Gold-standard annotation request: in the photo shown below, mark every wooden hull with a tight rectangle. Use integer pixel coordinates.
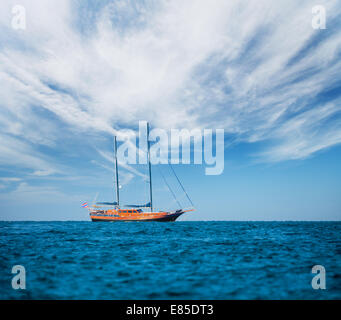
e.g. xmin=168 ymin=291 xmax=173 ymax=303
xmin=90 ymin=211 xmax=184 ymax=222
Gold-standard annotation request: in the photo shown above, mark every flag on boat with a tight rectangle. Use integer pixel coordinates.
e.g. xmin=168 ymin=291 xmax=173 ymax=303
xmin=81 ymin=202 xmax=88 ymax=208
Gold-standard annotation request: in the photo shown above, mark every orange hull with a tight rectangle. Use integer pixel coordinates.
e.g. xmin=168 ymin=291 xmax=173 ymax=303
xmin=90 ymin=209 xmax=191 ymax=222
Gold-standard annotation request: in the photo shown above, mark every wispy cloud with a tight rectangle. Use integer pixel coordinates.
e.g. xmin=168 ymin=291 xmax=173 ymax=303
xmin=0 ymin=177 xmax=22 ymax=182
xmin=0 ymin=133 xmax=59 ymax=174
xmin=96 ymin=149 xmax=148 ymax=180
xmin=0 ymin=0 xmax=340 ymax=178
xmin=0 ymin=181 xmax=82 ymax=204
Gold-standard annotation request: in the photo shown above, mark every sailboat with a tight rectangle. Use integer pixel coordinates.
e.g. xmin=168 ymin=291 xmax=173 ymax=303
xmin=89 ymin=123 xmax=194 ymax=222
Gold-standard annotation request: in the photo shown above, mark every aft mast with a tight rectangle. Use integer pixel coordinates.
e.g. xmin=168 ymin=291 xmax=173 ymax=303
xmin=114 ymin=136 xmax=120 ymax=208
xmin=147 ymin=122 xmax=153 ymax=212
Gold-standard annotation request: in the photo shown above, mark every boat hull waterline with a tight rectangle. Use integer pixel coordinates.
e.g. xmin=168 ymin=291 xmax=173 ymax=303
xmin=90 ymin=210 xmax=189 ymax=222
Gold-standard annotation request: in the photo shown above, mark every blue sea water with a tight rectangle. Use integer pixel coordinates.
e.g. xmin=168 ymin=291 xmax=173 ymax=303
xmin=0 ymin=221 xmax=340 ymax=300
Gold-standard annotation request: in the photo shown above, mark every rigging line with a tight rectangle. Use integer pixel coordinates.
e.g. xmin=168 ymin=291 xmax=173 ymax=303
xmin=168 ymin=163 xmax=195 ymax=207
xmin=158 ymin=166 xmax=182 ymax=209
xmin=144 ymin=163 xmax=149 ymax=209
xmin=91 ymin=192 xmax=99 ymax=206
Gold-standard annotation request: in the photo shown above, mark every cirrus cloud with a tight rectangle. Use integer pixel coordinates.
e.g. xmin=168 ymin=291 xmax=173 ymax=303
xmin=0 ymin=0 xmax=340 ymax=177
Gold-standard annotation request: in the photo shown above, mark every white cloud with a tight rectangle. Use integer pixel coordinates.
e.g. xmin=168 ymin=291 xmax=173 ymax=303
xmin=0 ymin=0 xmax=341 ymax=171
xmin=0 ymin=177 xmax=22 ymax=182
xmin=32 ymin=170 xmax=56 ymax=177
xmin=258 ymin=101 xmax=341 ymax=161
xmin=0 ymin=181 xmax=81 ymax=204
xmin=0 ymin=133 xmax=58 ymax=174
xmin=95 ymin=148 xmax=148 ymax=180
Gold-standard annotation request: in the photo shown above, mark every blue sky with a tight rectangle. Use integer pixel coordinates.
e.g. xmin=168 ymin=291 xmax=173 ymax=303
xmin=0 ymin=0 xmax=340 ymax=220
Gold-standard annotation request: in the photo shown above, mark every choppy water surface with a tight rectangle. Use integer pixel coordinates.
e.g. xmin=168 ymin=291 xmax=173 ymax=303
xmin=0 ymin=221 xmax=340 ymax=299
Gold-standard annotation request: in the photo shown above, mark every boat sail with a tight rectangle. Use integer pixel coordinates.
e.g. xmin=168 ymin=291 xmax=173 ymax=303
xmin=89 ymin=123 xmax=194 ymax=222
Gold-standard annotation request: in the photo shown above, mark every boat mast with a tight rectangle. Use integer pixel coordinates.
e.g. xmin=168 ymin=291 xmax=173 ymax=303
xmin=114 ymin=136 xmax=120 ymax=208
xmin=147 ymin=122 xmax=153 ymax=212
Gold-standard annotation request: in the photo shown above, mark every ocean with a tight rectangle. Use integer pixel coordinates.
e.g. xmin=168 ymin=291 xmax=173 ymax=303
xmin=0 ymin=221 xmax=340 ymax=300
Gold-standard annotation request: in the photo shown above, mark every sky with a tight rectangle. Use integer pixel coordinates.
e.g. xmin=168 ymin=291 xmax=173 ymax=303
xmin=0 ymin=0 xmax=340 ymax=220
